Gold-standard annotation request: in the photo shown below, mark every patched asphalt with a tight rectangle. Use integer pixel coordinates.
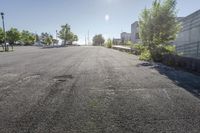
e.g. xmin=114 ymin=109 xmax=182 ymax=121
xmin=0 ymin=46 xmax=200 ymax=133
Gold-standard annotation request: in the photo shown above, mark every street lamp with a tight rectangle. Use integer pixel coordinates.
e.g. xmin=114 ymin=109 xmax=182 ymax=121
xmin=1 ymin=12 xmax=7 ymax=51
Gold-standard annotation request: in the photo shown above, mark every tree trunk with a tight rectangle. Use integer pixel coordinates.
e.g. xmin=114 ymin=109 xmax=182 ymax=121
xmin=12 ymin=42 xmax=14 ymax=51
xmin=64 ymin=39 xmax=67 ymax=46
xmin=1 ymin=44 xmax=4 ymax=51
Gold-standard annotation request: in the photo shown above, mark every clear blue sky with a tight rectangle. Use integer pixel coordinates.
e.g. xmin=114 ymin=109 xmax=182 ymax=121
xmin=1 ymin=0 xmax=200 ymax=44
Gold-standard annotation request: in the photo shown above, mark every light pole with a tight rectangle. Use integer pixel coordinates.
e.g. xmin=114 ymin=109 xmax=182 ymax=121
xmin=1 ymin=12 xmax=7 ymax=51
xmin=88 ymin=30 xmax=89 ymax=45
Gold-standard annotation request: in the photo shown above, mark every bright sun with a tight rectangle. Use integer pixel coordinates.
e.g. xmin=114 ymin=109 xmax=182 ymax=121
xmin=105 ymin=14 xmax=110 ymax=21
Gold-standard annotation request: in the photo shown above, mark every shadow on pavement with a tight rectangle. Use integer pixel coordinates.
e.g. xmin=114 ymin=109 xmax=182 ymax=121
xmin=136 ymin=62 xmax=200 ymax=99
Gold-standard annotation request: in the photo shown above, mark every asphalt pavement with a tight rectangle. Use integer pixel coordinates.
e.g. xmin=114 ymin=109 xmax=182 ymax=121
xmin=0 ymin=46 xmax=200 ymax=133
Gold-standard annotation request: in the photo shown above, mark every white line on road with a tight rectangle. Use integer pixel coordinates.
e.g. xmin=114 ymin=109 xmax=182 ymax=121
xmin=163 ymin=89 xmax=171 ymax=100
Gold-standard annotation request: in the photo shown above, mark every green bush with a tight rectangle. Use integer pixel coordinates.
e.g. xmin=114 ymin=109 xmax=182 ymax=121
xmin=163 ymin=45 xmax=176 ymax=54
xmin=107 ymin=42 xmax=112 ymax=48
xmin=150 ymin=46 xmax=163 ymax=62
xmin=150 ymin=45 xmax=176 ymax=62
xmin=125 ymin=41 xmax=133 ymax=46
xmin=134 ymin=43 xmax=176 ymax=62
xmin=106 ymin=39 xmax=112 ymax=48
xmin=133 ymin=44 xmax=146 ymax=55
xmin=139 ymin=49 xmax=152 ymax=61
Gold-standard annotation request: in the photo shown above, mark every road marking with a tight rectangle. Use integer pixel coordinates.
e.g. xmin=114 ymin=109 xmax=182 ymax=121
xmin=17 ymin=74 xmax=41 ymax=84
xmin=163 ymin=89 xmax=171 ymax=100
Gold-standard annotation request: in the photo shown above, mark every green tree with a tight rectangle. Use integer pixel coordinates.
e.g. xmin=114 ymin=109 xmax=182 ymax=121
xmin=40 ymin=32 xmax=48 ymax=43
xmin=67 ymin=32 xmax=75 ymax=45
xmin=0 ymin=28 xmax=5 ymax=50
xmin=40 ymin=33 xmax=53 ymax=45
xmin=106 ymin=38 xmax=113 ymax=48
xmin=125 ymin=41 xmax=133 ymax=46
xmin=139 ymin=8 xmax=152 ymax=47
xmin=139 ymin=0 xmax=180 ymax=61
xmin=6 ymin=28 xmax=21 ymax=49
xmin=73 ymin=35 xmax=78 ymax=42
xmin=44 ymin=35 xmax=53 ymax=45
xmin=35 ymin=34 xmax=40 ymax=42
xmin=58 ymin=24 xmax=70 ymax=43
xmin=20 ymin=30 xmax=35 ymax=45
xmin=58 ymin=24 xmax=77 ymax=45
xmin=92 ymin=34 xmax=105 ymax=46
xmin=53 ymin=39 xmax=59 ymax=45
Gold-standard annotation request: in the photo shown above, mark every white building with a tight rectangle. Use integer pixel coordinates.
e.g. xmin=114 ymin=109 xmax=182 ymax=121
xmin=113 ymin=38 xmax=121 ymax=45
xmin=131 ymin=21 xmax=140 ymax=43
xmin=121 ymin=32 xmax=131 ymax=43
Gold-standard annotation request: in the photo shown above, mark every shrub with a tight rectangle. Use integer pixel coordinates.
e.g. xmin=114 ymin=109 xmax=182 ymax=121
xmin=163 ymin=55 xmax=175 ymax=66
xmin=133 ymin=44 xmax=146 ymax=55
xmin=134 ymin=43 xmax=176 ymax=62
xmin=139 ymin=49 xmax=152 ymax=61
xmin=125 ymin=41 xmax=133 ymax=46
xmin=150 ymin=46 xmax=164 ymax=62
xmin=106 ymin=39 xmax=112 ymax=48
xmin=163 ymin=45 xmax=176 ymax=54
xmin=150 ymin=45 xmax=176 ymax=62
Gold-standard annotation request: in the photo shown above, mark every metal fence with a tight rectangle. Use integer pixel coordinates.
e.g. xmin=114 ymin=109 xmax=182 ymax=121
xmin=176 ymin=41 xmax=200 ymax=59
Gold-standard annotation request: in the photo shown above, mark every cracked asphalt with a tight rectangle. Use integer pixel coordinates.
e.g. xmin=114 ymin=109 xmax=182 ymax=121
xmin=0 ymin=46 xmax=200 ymax=133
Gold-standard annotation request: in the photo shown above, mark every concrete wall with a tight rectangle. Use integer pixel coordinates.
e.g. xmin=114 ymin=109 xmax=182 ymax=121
xmin=162 ymin=54 xmax=200 ymax=73
xmin=174 ymin=10 xmax=200 ymax=58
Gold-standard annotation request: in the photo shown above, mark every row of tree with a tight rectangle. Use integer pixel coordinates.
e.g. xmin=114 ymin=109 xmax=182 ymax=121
xmin=38 ymin=24 xmax=79 ymax=46
xmin=0 ymin=28 xmax=36 ymax=50
xmin=0 ymin=27 xmax=57 ymax=49
xmin=0 ymin=23 xmax=78 ymax=51
xmin=92 ymin=34 xmax=114 ymax=49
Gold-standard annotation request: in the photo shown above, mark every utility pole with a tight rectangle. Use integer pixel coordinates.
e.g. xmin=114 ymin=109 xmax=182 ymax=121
xmin=85 ymin=35 xmax=87 ymax=46
xmin=1 ymin=12 xmax=7 ymax=51
xmin=56 ymin=30 xmax=58 ymax=40
xmin=88 ymin=30 xmax=90 ymax=45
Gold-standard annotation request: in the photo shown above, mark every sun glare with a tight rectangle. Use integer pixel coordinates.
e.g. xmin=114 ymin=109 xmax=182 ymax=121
xmin=105 ymin=14 xmax=110 ymax=21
